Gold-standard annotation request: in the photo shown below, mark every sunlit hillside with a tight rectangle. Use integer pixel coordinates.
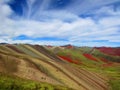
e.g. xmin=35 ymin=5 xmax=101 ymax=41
xmin=0 ymin=44 xmax=120 ymax=90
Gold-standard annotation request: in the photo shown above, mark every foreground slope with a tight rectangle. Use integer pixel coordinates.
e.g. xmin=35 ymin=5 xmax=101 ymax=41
xmin=0 ymin=44 xmax=111 ymax=90
xmin=47 ymin=45 xmax=120 ymax=90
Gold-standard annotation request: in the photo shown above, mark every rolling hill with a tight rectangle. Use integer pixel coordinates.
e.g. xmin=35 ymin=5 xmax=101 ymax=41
xmin=0 ymin=44 xmax=120 ymax=90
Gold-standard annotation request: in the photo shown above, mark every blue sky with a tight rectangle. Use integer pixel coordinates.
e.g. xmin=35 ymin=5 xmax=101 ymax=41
xmin=0 ymin=0 xmax=120 ymax=46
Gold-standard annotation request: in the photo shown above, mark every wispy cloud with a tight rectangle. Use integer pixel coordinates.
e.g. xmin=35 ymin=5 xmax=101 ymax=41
xmin=0 ymin=0 xmax=120 ymax=46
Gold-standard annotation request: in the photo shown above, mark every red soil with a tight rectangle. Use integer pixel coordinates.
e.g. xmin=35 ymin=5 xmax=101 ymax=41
xmin=58 ymin=55 xmax=80 ymax=64
xmin=46 ymin=45 xmax=53 ymax=48
xmin=100 ymin=58 xmax=109 ymax=63
xmin=67 ymin=45 xmax=73 ymax=49
xmin=83 ymin=54 xmax=98 ymax=62
xmin=61 ymin=44 xmax=73 ymax=49
xmin=102 ymin=62 xmax=113 ymax=67
xmin=95 ymin=47 xmax=120 ymax=56
xmin=100 ymin=58 xmax=114 ymax=67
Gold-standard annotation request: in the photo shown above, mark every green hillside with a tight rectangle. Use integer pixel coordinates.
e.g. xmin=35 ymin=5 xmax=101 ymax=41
xmin=0 ymin=44 xmax=119 ymax=90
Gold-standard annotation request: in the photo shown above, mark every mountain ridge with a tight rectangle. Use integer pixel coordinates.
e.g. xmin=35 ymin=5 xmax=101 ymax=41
xmin=0 ymin=44 xmax=120 ymax=90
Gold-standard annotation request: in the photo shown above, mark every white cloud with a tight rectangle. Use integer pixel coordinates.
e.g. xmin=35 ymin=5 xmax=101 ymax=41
xmin=0 ymin=0 xmax=120 ymax=46
xmin=21 ymin=0 xmax=120 ymax=20
xmin=0 ymin=1 xmax=13 ymax=20
xmin=95 ymin=6 xmax=120 ymax=16
xmin=1 ymin=15 xmax=119 ymax=43
xmin=99 ymin=16 xmax=120 ymax=27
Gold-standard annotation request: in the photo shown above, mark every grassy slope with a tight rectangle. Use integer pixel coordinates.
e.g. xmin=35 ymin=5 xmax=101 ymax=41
xmin=56 ymin=48 xmax=103 ymax=68
xmin=0 ymin=45 xmax=82 ymax=90
xmin=19 ymin=45 xmax=89 ymax=90
xmin=49 ymin=47 xmax=120 ymax=90
xmin=79 ymin=47 xmax=120 ymax=63
xmin=0 ymin=73 xmax=73 ymax=90
xmin=0 ymin=44 xmax=117 ymax=90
